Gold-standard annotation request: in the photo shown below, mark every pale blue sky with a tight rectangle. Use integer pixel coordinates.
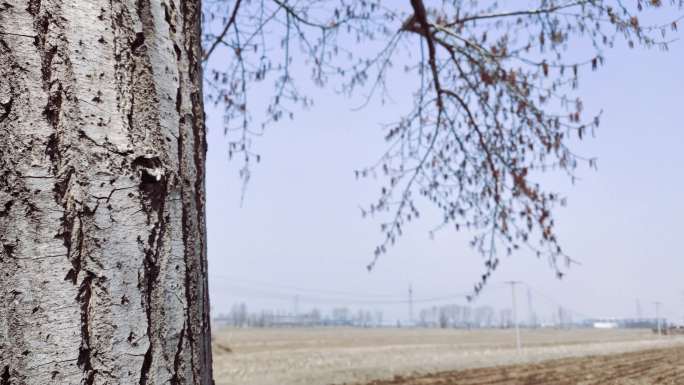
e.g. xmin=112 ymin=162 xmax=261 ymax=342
xmin=204 ymin=14 xmax=684 ymax=323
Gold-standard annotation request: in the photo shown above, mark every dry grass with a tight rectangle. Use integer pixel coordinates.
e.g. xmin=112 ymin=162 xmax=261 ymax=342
xmin=212 ymin=327 xmax=684 ymax=385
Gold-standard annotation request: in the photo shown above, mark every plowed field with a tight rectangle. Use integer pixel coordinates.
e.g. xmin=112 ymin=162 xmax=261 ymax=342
xmin=361 ymin=346 xmax=684 ymax=385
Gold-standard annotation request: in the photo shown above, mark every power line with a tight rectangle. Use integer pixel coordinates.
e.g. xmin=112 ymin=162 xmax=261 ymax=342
xmin=214 ymin=280 xmax=468 ymax=305
xmin=504 ymin=281 xmax=522 ymax=354
xmin=215 ymin=274 xmax=655 ymax=325
xmin=522 ymin=283 xmax=595 ymax=321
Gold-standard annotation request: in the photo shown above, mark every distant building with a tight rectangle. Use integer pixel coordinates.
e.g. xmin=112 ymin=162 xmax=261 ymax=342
xmin=583 ymin=318 xmax=667 ymax=329
xmin=593 ymin=321 xmax=619 ymax=329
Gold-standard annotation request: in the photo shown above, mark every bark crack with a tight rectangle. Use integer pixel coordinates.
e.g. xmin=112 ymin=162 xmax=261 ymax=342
xmin=134 ymin=155 xmax=168 ymax=385
xmin=169 ymin=323 xmax=185 ymax=385
xmin=179 ymin=1 xmax=212 ymax=383
xmin=0 ymin=96 xmax=12 ymax=124
xmin=0 ymin=201 xmax=12 ymax=218
xmin=138 ymin=347 xmax=152 ymax=385
xmin=0 ymin=365 xmax=9 ymax=385
xmin=77 ymin=129 xmax=133 ymax=157
xmin=177 ymin=112 xmax=197 ymax=385
xmin=76 ymin=272 xmax=96 ymax=385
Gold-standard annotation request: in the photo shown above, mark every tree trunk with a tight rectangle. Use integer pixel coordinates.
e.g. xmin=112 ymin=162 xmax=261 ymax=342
xmin=0 ymin=0 xmax=213 ymax=384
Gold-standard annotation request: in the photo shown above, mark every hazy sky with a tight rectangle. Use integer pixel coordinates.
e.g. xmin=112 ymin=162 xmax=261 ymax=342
xmin=204 ymin=15 xmax=683 ymax=324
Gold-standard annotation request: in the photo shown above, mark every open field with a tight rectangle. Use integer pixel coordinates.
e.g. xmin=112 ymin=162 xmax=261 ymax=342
xmin=211 ymin=327 xmax=684 ymax=385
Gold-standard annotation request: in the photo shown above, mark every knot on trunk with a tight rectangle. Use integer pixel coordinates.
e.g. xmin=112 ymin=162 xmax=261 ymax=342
xmin=132 ymin=155 xmax=167 ymax=212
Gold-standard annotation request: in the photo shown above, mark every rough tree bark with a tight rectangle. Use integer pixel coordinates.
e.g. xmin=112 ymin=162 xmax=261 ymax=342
xmin=0 ymin=0 xmax=213 ymax=384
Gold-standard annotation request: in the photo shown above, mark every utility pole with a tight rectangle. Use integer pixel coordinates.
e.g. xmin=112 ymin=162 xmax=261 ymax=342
xmin=294 ymin=295 xmax=300 ymax=319
xmin=408 ymin=283 xmax=414 ymax=326
xmin=681 ymin=291 xmax=684 ymax=326
xmin=527 ymin=288 xmax=536 ymax=329
xmin=505 ymin=281 xmax=522 ymax=353
xmin=636 ymin=298 xmax=642 ymax=319
xmin=680 ymin=291 xmax=684 ymax=326
xmin=654 ymin=301 xmax=662 ymax=336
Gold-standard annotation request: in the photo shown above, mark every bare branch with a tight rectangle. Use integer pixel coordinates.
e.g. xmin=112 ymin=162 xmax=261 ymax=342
xmin=203 ymin=0 xmax=243 ymax=61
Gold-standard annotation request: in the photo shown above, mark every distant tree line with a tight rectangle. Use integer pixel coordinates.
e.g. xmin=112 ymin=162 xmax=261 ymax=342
xmin=215 ymin=303 xmax=385 ymax=328
xmin=215 ymin=302 xmax=586 ymax=329
xmin=215 ymin=301 xmax=680 ymax=330
xmin=418 ymin=304 xmax=577 ymax=329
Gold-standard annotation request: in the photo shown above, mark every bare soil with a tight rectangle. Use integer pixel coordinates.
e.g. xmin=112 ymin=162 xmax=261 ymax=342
xmin=360 ymin=345 xmax=684 ymax=385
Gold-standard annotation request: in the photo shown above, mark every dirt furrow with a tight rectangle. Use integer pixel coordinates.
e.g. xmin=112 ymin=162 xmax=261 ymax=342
xmin=358 ymin=345 xmax=684 ymax=385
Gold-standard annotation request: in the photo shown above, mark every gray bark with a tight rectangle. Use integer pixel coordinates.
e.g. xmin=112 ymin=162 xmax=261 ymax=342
xmin=0 ymin=0 xmax=213 ymax=384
